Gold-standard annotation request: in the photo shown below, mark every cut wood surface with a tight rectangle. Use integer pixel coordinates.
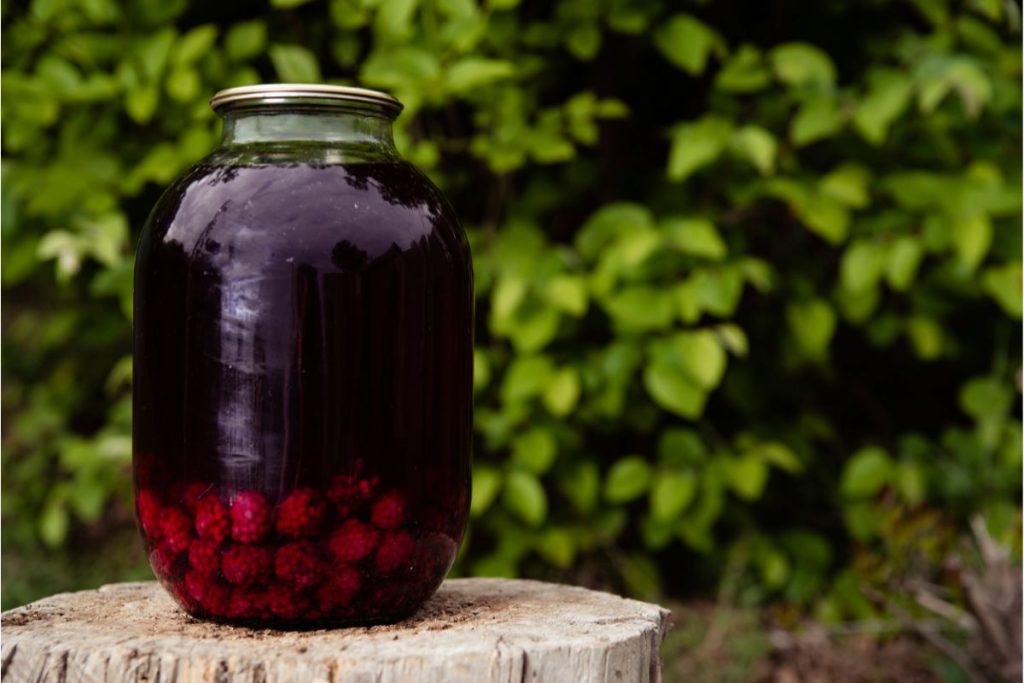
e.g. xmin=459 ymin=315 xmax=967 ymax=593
xmin=1 ymin=578 xmax=669 ymax=683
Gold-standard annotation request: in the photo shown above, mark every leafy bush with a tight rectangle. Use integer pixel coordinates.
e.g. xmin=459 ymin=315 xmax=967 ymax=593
xmin=2 ymin=0 xmax=1020 ymax=616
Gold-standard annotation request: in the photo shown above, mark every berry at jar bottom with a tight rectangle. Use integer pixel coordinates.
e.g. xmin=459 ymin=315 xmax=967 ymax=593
xmin=136 ymin=482 xmax=458 ymax=624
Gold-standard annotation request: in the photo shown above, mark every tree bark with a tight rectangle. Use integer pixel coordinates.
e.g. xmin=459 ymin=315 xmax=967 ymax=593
xmin=2 ymin=578 xmax=669 ymax=683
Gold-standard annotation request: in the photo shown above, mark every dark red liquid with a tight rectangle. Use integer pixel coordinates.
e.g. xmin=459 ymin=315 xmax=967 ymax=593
xmin=133 ymin=160 xmax=473 ymax=626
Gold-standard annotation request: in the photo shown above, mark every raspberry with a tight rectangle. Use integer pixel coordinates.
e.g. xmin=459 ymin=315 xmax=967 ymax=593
xmin=268 ymin=586 xmax=311 ymax=621
xmin=230 ymin=491 xmax=270 ymax=544
xmin=137 ymin=490 xmax=163 ymax=540
xmin=184 ymin=571 xmax=229 ymax=615
xmin=188 ymin=540 xmax=220 ymax=577
xmin=274 ymin=542 xmax=325 ymax=590
xmin=221 ymin=545 xmax=272 ymax=586
xmin=317 ymin=566 xmax=362 ymax=611
xmin=328 ymin=519 xmax=379 ymax=562
xmin=149 ymin=541 xmax=182 ymax=578
xmin=160 ymin=506 xmax=194 ymax=553
xmin=275 ymin=488 xmax=327 ymax=539
xmin=370 ymin=491 xmax=406 ymax=529
xmin=228 ymin=588 xmax=271 ymax=619
xmin=327 ymin=473 xmax=378 ymax=516
xmin=375 ymin=531 xmax=415 ymax=573
xmin=194 ymin=495 xmax=229 ymax=545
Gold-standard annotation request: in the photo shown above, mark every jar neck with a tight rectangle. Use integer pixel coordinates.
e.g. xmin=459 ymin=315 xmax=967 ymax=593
xmin=220 ymin=107 xmax=398 ymax=154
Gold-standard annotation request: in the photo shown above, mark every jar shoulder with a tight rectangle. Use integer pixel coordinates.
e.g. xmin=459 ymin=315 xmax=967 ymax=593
xmin=138 ymin=152 xmax=467 ymax=272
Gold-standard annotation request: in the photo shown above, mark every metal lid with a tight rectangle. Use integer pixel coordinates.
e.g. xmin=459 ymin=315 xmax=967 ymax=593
xmin=209 ymin=84 xmax=403 ymax=116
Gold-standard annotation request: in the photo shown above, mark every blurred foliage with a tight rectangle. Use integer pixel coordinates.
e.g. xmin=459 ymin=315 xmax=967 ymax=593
xmin=2 ymin=0 xmax=1021 ymax=625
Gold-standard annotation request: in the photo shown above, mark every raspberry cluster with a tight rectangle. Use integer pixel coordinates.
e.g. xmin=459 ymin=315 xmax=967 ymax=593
xmin=136 ymin=476 xmax=454 ymax=625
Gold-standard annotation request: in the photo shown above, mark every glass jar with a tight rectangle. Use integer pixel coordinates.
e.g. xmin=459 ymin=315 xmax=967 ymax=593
xmin=133 ymin=85 xmax=473 ymax=626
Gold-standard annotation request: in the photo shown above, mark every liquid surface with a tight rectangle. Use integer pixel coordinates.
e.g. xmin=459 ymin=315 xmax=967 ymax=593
xmin=133 ymin=159 xmax=473 ymax=624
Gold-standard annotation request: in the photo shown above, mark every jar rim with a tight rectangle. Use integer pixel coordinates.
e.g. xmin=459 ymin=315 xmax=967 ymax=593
xmin=209 ymin=84 xmax=403 ymax=116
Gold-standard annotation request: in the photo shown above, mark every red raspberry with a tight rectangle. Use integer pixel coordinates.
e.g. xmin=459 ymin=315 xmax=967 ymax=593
xmin=327 ymin=473 xmax=378 ymax=516
xmin=317 ymin=566 xmax=362 ymax=611
xmin=274 ymin=542 xmax=325 ymax=590
xmin=184 ymin=571 xmax=229 ymax=615
xmin=188 ymin=540 xmax=220 ymax=577
xmin=221 ymin=545 xmax=273 ymax=586
xmin=136 ymin=490 xmax=163 ymax=540
xmin=371 ymin=491 xmax=406 ymax=529
xmin=160 ymin=506 xmax=194 ymax=553
xmin=228 ymin=588 xmax=271 ymax=619
xmin=268 ymin=586 xmax=311 ymax=620
xmin=149 ymin=541 xmax=182 ymax=578
xmin=194 ymin=495 xmax=230 ymax=545
xmin=175 ymin=481 xmax=214 ymax=514
xmin=230 ymin=491 xmax=270 ymax=543
xmin=275 ymin=488 xmax=327 ymax=539
xmin=327 ymin=519 xmax=379 ymax=562
xmin=375 ymin=531 xmax=415 ymax=573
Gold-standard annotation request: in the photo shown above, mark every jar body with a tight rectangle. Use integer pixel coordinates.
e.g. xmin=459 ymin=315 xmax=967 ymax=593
xmin=133 ymin=137 xmax=473 ymax=625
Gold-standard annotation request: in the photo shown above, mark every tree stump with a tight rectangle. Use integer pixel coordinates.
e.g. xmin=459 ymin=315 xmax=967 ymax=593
xmin=1 ymin=578 xmax=669 ymax=682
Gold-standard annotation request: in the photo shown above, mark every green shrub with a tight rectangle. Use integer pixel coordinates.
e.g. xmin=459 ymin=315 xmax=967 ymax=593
xmin=2 ymin=0 xmax=1020 ymax=614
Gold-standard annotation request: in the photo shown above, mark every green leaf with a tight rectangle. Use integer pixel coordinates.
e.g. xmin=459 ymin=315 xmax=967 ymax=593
xmin=225 ymin=21 xmax=267 ymax=61
xmin=770 ymin=42 xmax=837 ymax=88
xmin=473 ymin=349 xmax=490 ymax=392
xmin=503 ymin=470 xmax=547 ymax=526
xmin=653 ymin=14 xmax=724 ymax=75
xmin=715 ymin=45 xmax=771 ymax=92
xmin=667 ymin=116 xmax=733 ymax=182
xmin=361 ymin=46 xmax=441 ymax=90
xmin=713 ymin=323 xmax=749 ymax=357
xmin=39 ymin=494 xmax=69 ymax=548
xmin=269 ymin=44 xmax=321 ymax=82
xmin=787 ymin=299 xmax=836 ymax=360
xmin=658 ymin=429 xmax=707 ymax=466
xmin=791 ymin=93 xmax=843 ymax=145
xmin=543 ymin=367 xmax=581 ymax=416
xmin=654 ymin=330 xmax=728 ymax=390
xmin=512 ymin=427 xmax=558 ymax=474
xmin=544 ymin=274 xmax=588 ymax=316
xmin=959 ymin=376 xmax=1012 ymax=421
xmin=886 ymin=237 xmax=924 ymax=291
xmin=981 ymin=263 xmax=1022 ymax=318
xmin=730 ymin=126 xmax=777 ymax=175
xmin=839 ymin=240 xmax=887 ymax=294
xmin=748 ymin=440 xmax=803 ymax=473
xmin=567 ymin=24 xmax=602 ymax=60
xmin=576 ymin=203 xmax=654 ymax=260
xmin=604 ymin=286 xmax=674 ymax=331
xmin=165 ymin=66 xmax=199 ymax=101
xmin=906 ymin=315 xmax=943 ymax=360
xmin=172 ymin=24 xmax=217 ymax=65
xmin=501 ymin=355 xmax=554 ymax=403
xmin=560 ymin=461 xmax=599 ymax=514
xmin=840 ymin=446 xmax=893 ymax=497
xmin=643 ymin=363 xmax=707 ymax=419
xmin=662 ymin=217 xmax=727 ymax=260
xmin=605 ymin=456 xmax=652 ymax=503
xmin=722 ymin=454 xmax=768 ymax=500
xmin=691 ymin=265 xmax=745 ymax=316
xmin=375 ymin=0 xmax=419 ymax=41
xmin=819 ymin=164 xmax=871 ymax=209
xmin=951 ymin=213 xmax=992 ymax=270
xmin=536 ymin=528 xmax=576 ymax=568
xmin=853 ymin=70 xmax=912 ymax=145
xmin=445 ymin=58 xmax=516 ymax=93
xmin=272 ymin=0 xmax=315 ymax=7
xmin=650 ymin=470 xmax=697 ymax=521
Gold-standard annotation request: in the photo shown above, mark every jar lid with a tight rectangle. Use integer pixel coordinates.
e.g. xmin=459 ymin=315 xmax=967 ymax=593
xmin=209 ymin=84 xmax=403 ymax=116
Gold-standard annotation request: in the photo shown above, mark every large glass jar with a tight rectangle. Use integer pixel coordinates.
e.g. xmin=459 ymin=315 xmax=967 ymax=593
xmin=133 ymin=85 xmax=473 ymax=626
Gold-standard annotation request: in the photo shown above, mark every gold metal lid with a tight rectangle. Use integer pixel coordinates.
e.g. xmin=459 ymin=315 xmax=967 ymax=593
xmin=209 ymin=84 xmax=403 ymax=115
